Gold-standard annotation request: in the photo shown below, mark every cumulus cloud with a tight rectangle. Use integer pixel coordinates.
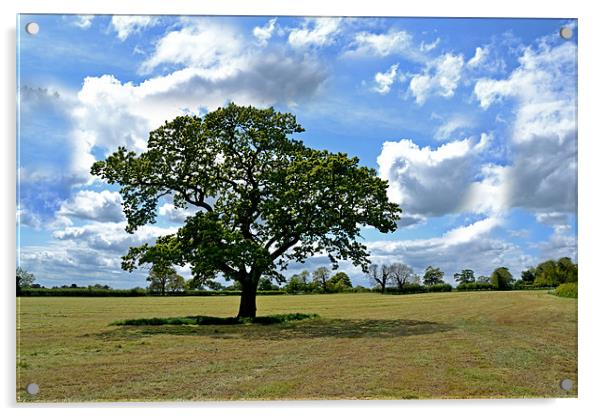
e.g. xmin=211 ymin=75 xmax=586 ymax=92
xmin=70 ymin=20 xmax=327 ymax=182
xmin=373 ymin=64 xmax=399 ymax=94
xmin=158 ymin=202 xmax=199 ymax=223
xmin=343 ymin=29 xmax=421 ymax=61
xmin=57 ymin=190 xmax=124 ymax=223
xmin=111 ymin=16 xmax=159 ymax=41
xmin=467 ymin=46 xmax=488 ymax=68
xmin=288 ymin=18 xmax=342 ymax=48
xmin=408 ymin=52 xmax=464 ymax=105
xmin=253 ymin=18 xmax=278 ymax=46
xmin=420 ymin=38 xmax=440 ymax=52
xmin=473 ymin=39 xmax=577 ymax=215
xmin=377 ymin=138 xmax=476 ymax=217
xmin=73 ymin=15 xmax=94 ymax=29
xmin=434 ymin=114 xmax=474 ymax=140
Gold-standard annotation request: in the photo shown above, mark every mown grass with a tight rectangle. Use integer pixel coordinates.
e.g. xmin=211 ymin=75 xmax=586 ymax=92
xmin=16 ymin=291 xmax=577 ymax=402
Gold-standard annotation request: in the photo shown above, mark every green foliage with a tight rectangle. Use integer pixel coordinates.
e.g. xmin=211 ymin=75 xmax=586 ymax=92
xmin=91 ymin=103 xmax=401 ymax=317
xmin=312 ymin=266 xmax=331 ymax=293
xmin=521 ymin=268 xmax=536 ymax=284
xmin=112 ymin=313 xmax=319 ymax=326
xmin=533 ymin=258 xmax=578 ymax=287
xmin=146 ymin=264 xmax=184 ymax=295
xmin=423 ymin=266 xmax=445 ymax=286
xmin=477 ymin=275 xmax=491 ymax=284
xmin=453 ymin=269 xmax=475 ymax=284
xmin=553 ymin=282 xmax=578 ymax=298
xmin=18 ymin=288 xmax=286 ymax=297
xmin=328 ymin=271 xmax=353 ymax=292
xmin=16 ymin=267 xmax=35 ymax=294
xmin=258 ymin=277 xmax=280 ymax=291
xmin=19 ymin=288 xmax=148 ymax=297
xmin=456 ymin=282 xmax=495 ymax=291
xmin=427 ymin=283 xmax=453 ymax=292
xmin=491 ymin=267 xmax=514 ymax=290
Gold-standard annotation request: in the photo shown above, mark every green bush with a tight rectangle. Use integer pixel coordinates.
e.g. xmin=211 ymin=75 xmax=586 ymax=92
xmin=18 ymin=288 xmax=287 ymax=297
xmin=457 ymin=282 xmax=495 ymax=291
xmin=427 ymin=283 xmax=453 ymax=292
xmin=19 ymin=288 xmax=147 ymax=297
xmin=553 ymin=282 xmax=577 ymax=298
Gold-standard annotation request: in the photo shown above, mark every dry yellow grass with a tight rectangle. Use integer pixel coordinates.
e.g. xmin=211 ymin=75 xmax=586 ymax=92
xmin=16 ymin=291 xmax=577 ymax=402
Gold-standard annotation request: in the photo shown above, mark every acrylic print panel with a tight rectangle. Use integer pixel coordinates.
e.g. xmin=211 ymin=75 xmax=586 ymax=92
xmin=16 ymin=14 xmax=577 ymax=402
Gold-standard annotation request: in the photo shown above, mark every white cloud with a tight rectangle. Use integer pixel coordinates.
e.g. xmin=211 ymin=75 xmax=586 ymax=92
xmin=473 ymin=39 xmax=577 ymax=215
xmin=158 ymin=202 xmax=199 ymax=223
xmin=377 ymin=138 xmax=475 ymax=217
xmin=57 ymin=190 xmax=124 ymax=223
xmin=373 ymin=64 xmax=399 ymax=94
xmin=17 ymin=207 xmax=42 ymax=229
xmin=420 ymin=38 xmax=440 ymax=52
xmin=140 ymin=20 xmax=243 ymax=73
xmin=434 ymin=114 xmax=474 ymax=140
xmin=288 ymin=18 xmax=342 ymax=48
xmin=253 ymin=18 xmax=277 ymax=46
xmin=70 ymin=21 xmax=327 ymax=183
xmin=408 ymin=52 xmax=464 ymax=105
xmin=111 ymin=16 xmax=159 ymax=41
xmin=73 ymin=15 xmax=94 ymax=29
xmin=467 ymin=46 xmax=488 ymax=68
xmin=343 ymin=29 xmax=419 ymax=60
xmin=53 ymin=221 xmax=178 ymax=254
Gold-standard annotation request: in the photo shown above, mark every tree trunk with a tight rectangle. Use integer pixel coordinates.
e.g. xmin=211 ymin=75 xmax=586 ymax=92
xmin=237 ymin=279 xmax=258 ymax=319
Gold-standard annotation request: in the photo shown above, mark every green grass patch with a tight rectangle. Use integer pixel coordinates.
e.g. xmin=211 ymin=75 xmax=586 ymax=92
xmin=111 ymin=313 xmax=319 ymax=326
xmin=552 ymin=282 xmax=578 ymax=298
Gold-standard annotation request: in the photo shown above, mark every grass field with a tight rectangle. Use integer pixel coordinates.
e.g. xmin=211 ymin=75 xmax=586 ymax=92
xmin=16 ymin=291 xmax=577 ymax=402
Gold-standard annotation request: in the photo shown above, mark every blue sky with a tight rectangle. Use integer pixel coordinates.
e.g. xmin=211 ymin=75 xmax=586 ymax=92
xmin=17 ymin=15 xmax=577 ymax=288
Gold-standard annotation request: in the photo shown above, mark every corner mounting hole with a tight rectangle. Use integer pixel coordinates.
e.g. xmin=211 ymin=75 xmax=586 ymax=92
xmin=559 ymin=379 xmax=573 ymax=391
xmin=25 ymin=22 xmax=39 ymax=35
xmin=26 ymin=383 xmax=39 ymax=395
xmin=559 ymin=27 xmax=573 ymax=40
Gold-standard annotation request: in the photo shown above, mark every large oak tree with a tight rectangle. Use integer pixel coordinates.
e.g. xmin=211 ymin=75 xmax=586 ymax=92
xmin=92 ymin=104 xmax=401 ymax=317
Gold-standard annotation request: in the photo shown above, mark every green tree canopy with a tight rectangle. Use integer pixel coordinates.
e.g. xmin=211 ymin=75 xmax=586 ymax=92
xmin=91 ymin=104 xmax=401 ymax=317
xmin=16 ymin=267 xmax=35 ymax=294
xmin=146 ymin=264 xmax=183 ymax=295
xmin=423 ymin=266 xmax=445 ymax=286
xmin=329 ymin=271 xmax=353 ymax=292
xmin=454 ymin=269 xmax=475 ymax=284
xmin=491 ymin=267 xmax=514 ymax=290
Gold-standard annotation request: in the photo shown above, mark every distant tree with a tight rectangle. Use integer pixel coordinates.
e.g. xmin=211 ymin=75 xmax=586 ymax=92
xmin=454 ymin=269 xmax=475 ymax=284
xmin=520 ymin=268 xmax=536 ymax=284
xmin=423 ymin=266 xmax=445 ymax=286
xmin=533 ymin=258 xmax=577 ymax=287
xmin=166 ymin=274 xmax=185 ymax=293
xmin=185 ymin=278 xmax=204 ymax=290
xmin=556 ymin=257 xmax=578 ymax=283
xmin=147 ymin=264 xmax=182 ymax=295
xmin=205 ymin=280 xmax=226 ymax=291
xmin=284 ymin=271 xmax=310 ymax=294
xmin=312 ymin=267 xmax=331 ymax=293
xmin=491 ymin=267 xmax=514 ymax=290
xmin=368 ymin=264 xmax=393 ymax=294
xmin=533 ymin=260 xmax=558 ymax=287
xmin=329 ymin=271 xmax=353 ymax=292
xmin=477 ymin=275 xmax=490 ymax=283
xmin=258 ymin=277 xmax=279 ymax=291
xmin=16 ymin=267 xmax=35 ymax=294
xmin=389 ymin=263 xmax=414 ymax=290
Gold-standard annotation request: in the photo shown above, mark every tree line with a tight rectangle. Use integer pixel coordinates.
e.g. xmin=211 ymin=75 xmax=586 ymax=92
xmin=16 ymin=256 xmax=576 ymax=296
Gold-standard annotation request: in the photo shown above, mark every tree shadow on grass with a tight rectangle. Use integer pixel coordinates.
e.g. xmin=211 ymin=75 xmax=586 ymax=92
xmin=95 ymin=317 xmax=454 ymax=341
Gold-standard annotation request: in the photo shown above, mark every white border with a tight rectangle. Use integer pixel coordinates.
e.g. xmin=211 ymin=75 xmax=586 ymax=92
xmin=2 ymin=1 xmax=601 ymax=415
